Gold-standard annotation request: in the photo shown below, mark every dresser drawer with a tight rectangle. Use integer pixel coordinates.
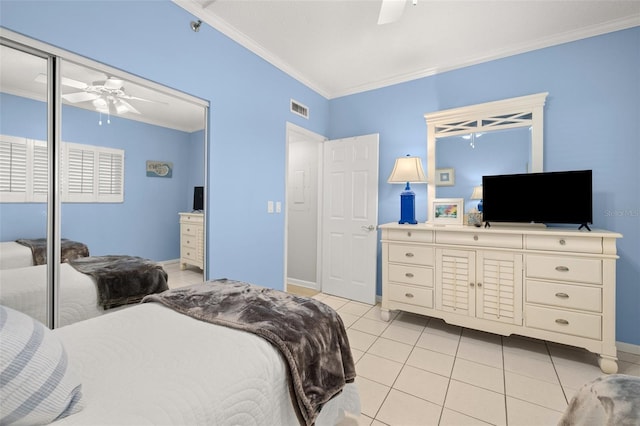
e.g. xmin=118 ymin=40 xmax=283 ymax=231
xmin=181 ymin=224 xmax=199 ymax=237
xmin=436 ymin=231 xmax=522 ymax=249
xmin=388 ymin=244 xmax=434 ymax=265
xmin=181 ymin=246 xmax=200 ymax=262
xmin=526 ymin=280 xmax=602 ymax=312
xmin=387 ymin=229 xmax=433 ymax=243
xmin=526 ymin=255 xmax=602 ymax=285
xmin=182 ymin=233 xmax=198 ymax=249
xmin=525 ymin=305 xmax=601 ymax=340
xmin=526 ymin=235 xmax=602 ymax=254
xmin=388 ymin=283 xmax=433 ymax=308
xmin=388 ymin=264 xmax=433 ymax=287
xmin=180 ymin=213 xmax=203 ymax=224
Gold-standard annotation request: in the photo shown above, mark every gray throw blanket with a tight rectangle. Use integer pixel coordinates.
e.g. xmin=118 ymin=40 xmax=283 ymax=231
xmin=142 ymin=279 xmax=356 ymax=426
xmin=69 ymin=255 xmax=168 ymax=309
xmin=558 ymin=374 xmax=640 ymax=426
xmin=15 ymin=238 xmax=89 ymax=265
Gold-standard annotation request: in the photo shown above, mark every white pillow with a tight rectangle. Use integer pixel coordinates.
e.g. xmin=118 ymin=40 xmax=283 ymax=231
xmin=0 ymin=305 xmax=84 ymax=425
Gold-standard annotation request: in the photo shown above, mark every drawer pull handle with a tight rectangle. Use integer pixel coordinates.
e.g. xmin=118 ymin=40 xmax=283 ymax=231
xmin=405 ymin=253 xmax=414 ymax=257
xmin=405 ymin=273 xmax=414 ymax=278
xmin=407 ymin=232 xmax=412 ymax=237
xmin=477 ymin=282 xmax=482 ymax=288
xmin=555 ymin=319 xmax=569 ymax=325
xmin=555 ymin=266 xmax=569 ymax=272
xmin=555 ymin=292 xmax=569 ymax=298
xmin=470 ymin=282 xmax=475 ymax=287
xmin=559 ymin=239 xmax=566 ymax=245
xmin=473 ymin=235 xmax=479 ymax=241
xmin=405 ymin=293 xmax=414 ymax=298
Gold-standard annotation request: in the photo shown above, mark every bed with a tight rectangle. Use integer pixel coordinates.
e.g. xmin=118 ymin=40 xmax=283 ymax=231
xmin=0 ymin=255 xmax=168 ymax=327
xmin=0 ymin=238 xmax=89 ymax=270
xmin=0 ymin=279 xmax=360 ymax=426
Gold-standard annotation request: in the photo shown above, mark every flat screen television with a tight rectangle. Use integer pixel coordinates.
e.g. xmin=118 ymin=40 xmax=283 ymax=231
xmin=482 ymin=170 xmax=592 ymax=229
xmin=193 ymin=186 xmax=204 ymax=211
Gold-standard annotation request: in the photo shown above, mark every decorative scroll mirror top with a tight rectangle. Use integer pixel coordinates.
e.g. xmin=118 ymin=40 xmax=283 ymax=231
xmin=424 ymin=92 xmax=548 ymax=222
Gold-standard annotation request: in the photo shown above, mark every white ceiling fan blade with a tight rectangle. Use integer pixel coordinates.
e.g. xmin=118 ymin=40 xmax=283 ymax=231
xmin=377 ymin=0 xmax=406 ymax=25
xmin=35 ymin=73 xmax=88 ymax=89
xmin=115 ymin=99 xmax=141 ymax=115
xmin=62 ymin=92 xmax=100 ymax=103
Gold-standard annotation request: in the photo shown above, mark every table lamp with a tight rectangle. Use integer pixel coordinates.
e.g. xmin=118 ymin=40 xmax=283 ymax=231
xmin=388 ymin=155 xmax=427 ymax=224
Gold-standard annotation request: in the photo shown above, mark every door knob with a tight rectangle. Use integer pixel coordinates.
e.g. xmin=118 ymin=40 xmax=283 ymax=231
xmin=361 ymin=225 xmax=376 ymax=231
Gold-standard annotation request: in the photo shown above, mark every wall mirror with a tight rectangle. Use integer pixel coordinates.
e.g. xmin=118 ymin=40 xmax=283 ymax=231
xmin=0 ymin=30 xmax=208 ymax=327
xmin=424 ymin=93 xmax=548 ymax=221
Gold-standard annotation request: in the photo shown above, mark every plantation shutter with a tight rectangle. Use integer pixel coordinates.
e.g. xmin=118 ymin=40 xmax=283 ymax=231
xmin=32 ymin=140 xmax=48 ymax=202
xmin=64 ymin=142 xmax=95 ymax=202
xmin=97 ymin=149 xmax=124 ymax=202
xmin=0 ymin=135 xmax=29 ymax=202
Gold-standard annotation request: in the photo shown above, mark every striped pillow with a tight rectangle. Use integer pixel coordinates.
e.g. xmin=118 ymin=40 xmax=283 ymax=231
xmin=0 ymin=305 xmax=83 ymax=425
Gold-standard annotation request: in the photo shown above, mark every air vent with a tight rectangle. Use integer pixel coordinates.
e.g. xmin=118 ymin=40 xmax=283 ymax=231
xmin=290 ymin=99 xmax=309 ymax=119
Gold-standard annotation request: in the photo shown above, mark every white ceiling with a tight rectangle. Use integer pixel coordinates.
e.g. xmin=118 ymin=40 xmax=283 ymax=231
xmin=176 ymin=0 xmax=640 ymax=99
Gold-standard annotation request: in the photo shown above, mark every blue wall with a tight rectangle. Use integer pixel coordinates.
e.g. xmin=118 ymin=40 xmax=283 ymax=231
xmin=0 ymin=0 xmax=329 ymax=291
xmin=0 ymin=93 xmax=198 ymax=261
xmin=1 ymin=3 xmax=637 ymax=346
xmin=329 ymin=28 xmax=640 ymax=346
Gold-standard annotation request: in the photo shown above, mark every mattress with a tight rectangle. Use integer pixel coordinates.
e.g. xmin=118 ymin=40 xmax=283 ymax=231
xmin=0 ymin=241 xmax=34 ymax=269
xmin=52 ymin=302 xmax=360 ymax=425
xmin=0 ymin=263 xmax=119 ymax=327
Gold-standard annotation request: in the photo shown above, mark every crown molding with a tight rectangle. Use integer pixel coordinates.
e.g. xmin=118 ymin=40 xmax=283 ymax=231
xmin=173 ymin=0 xmax=331 ymax=99
xmin=174 ymin=1 xmax=639 ymax=100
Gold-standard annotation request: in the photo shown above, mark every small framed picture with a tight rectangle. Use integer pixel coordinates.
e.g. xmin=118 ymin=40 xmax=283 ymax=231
xmin=431 ymin=198 xmax=464 ymax=225
xmin=435 ymin=168 xmax=455 ymax=186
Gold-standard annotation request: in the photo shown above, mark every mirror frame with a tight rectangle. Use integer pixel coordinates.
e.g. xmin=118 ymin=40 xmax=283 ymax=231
xmin=424 ymin=92 xmax=548 ymax=222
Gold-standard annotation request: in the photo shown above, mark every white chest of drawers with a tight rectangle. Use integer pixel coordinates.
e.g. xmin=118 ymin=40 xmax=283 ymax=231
xmin=179 ymin=212 xmax=204 ymax=270
xmin=380 ymin=223 xmax=622 ymax=373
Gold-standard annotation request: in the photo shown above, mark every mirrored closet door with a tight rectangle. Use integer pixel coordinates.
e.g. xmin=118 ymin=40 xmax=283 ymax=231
xmin=0 ymin=44 xmax=52 ymax=326
xmin=0 ymin=32 xmax=209 ymax=328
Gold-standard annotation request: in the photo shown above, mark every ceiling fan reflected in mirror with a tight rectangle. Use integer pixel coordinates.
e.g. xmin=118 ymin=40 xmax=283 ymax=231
xmin=35 ymin=74 xmax=157 ymax=116
xmin=377 ymin=0 xmax=417 ymax=25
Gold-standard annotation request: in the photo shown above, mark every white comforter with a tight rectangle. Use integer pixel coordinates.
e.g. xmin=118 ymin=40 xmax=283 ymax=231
xmin=53 ymin=302 xmax=360 ymax=425
xmin=0 ymin=241 xmax=34 ymax=269
xmin=0 ymin=263 xmax=116 ymax=327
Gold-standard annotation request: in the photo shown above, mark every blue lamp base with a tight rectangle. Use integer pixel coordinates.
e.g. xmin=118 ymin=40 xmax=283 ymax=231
xmin=398 ymin=183 xmax=417 ymax=224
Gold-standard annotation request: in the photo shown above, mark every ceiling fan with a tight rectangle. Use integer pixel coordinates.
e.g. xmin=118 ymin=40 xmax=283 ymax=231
xmin=35 ymin=74 xmax=154 ymax=115
xmin=377 ymin=0 xmax=417 ymax=25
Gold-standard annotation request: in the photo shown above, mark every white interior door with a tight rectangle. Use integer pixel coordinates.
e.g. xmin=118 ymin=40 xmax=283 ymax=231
xmin=321 ymin=134 xmax=379 ymax=304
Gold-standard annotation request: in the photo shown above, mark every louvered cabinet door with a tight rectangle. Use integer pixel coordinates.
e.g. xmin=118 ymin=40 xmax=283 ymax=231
xmin=435 ymin=248 xmax=475 ymax=316
xmin=476 ymin=251 xmax=523 ymax=325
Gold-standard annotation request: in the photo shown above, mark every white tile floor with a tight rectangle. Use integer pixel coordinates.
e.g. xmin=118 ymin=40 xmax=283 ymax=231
xmin=311 ymin=293 xmax=640 ymax=426
xmin=162 ymin=266 xmax=640 ymax=426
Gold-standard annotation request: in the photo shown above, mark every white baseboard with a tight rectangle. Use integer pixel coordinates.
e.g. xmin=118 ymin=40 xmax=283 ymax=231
xmin=160 ymin=259 xmax=180 ymax=266
xmin=287 ymin=278 xmax=319 ymax=291
xmin=617 ymin=341 xmax=640 ymax=355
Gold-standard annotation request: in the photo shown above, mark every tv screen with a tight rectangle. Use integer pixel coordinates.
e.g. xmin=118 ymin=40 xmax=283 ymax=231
xmin=482 ymin=170 xmax=592 ymax=227
xmin=193 ymin=186 xmax=204 ymax=211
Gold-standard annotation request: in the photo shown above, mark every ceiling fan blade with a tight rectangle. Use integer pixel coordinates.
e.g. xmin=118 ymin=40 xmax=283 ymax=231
xmin=377 ymin=0 xmax=406 ymax=25
xmin=115 ymin=99 xmax=141 ymax=115
xmin=35 ymin=73 xmax=88 ymax=89
xmin=121 ymin=95 xmax=158 ymax=103
xmin=62 ymin=92 xmax=100 ymax=103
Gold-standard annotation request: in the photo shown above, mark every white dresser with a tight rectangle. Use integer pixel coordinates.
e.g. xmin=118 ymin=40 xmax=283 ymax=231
xmin=380 ymin=223 xmax=622 ymax=373
xmin=179 ymin=212 xmax=204 ymax=270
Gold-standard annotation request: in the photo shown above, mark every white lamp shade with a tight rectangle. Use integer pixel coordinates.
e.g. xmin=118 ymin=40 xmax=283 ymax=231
xmin=388 ymin=156 xmax=427 ymax=184
xmin=471 ymin=185 xmax=483 ymax=199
